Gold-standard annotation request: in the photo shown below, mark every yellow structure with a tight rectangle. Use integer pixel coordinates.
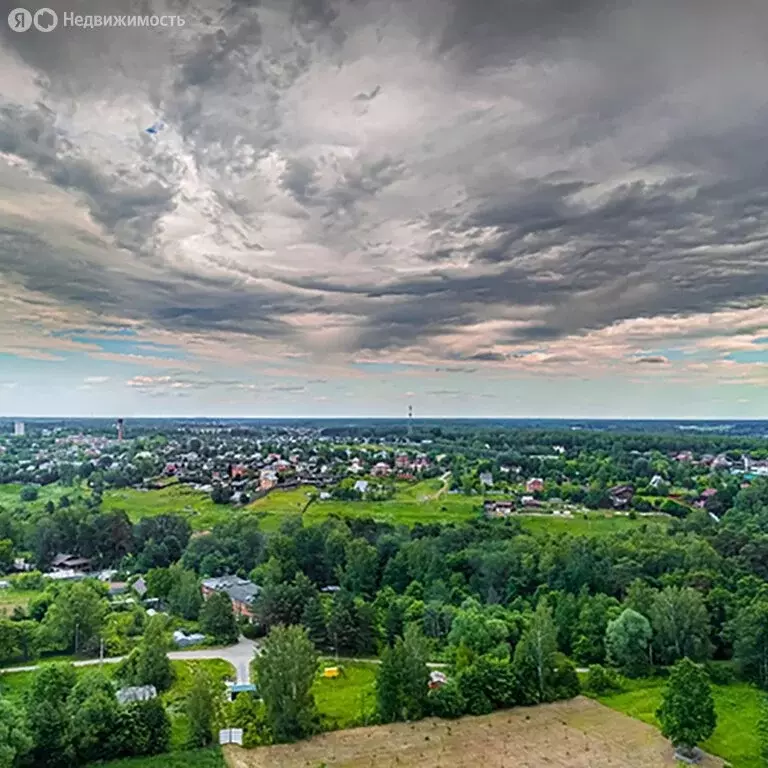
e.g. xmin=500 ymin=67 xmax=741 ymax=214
xmin=323 ymin=667 xmax=341 ymax=678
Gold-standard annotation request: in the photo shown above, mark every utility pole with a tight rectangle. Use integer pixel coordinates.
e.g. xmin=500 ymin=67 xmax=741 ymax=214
xmin=75 ymin=622 xmax=80 ymax=656
xmin=99 ymin=637 xmax=104 ymax=666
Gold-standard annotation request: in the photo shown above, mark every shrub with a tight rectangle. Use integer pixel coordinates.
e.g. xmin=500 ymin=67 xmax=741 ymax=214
xmin=551 ymin=653 xmax=580 ymax=700
xmin=428 ymin=680 xmax=466 ymax=719
xmin=704 ymin=660 xmax=736 ymax=685
xmin=585 ymin=664 xmax=622 ymax=695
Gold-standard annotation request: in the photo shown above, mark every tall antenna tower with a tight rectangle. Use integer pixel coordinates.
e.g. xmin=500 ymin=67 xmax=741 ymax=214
xmin=408 ymin=404 xmax=413 ymax=436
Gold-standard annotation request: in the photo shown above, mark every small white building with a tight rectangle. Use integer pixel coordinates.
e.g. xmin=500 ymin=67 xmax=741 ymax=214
xmin=116 ymin=685 xmax=157 ymax=705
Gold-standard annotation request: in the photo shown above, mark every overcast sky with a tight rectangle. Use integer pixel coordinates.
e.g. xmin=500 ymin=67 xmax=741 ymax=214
xmin=1 ymin=0 xmax=768 ymax=418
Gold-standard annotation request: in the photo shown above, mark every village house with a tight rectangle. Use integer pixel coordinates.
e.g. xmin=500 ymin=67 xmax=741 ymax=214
xmin=201 ymin=575 xmax=261 ymax=622
xmin=608 ymin=484 xmax=634 ymax=509
xmin=371 ymin=462 xmax=391 ymax=477
xmin=51 ymin=553 xmax=91 ymax=574
xmin=484 ymin=500 xmax=515 ymax=517
xmin=395 ymin=453 xmax=410 ymax=469
xmin=525 ymin=478 xmax=544 ymax=493
xmin=695 ymin=488 xmax=718 ymax=508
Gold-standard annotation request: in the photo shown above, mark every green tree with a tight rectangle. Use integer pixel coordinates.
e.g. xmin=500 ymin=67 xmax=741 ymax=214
xmin=0 ymin=621 xmax=20 ymax=665
xmin=40 ymin=581 xmax=107 ymax=655
xmin=229 ymin=693 xmax=270 ymax=747
xmin=650 ymin=587 xmax=711 ymax=665
xmin=513 ymin=600 xmax=558 ymax=704
xmin=606 ymin=608 xmax=652 ymax=678
xmin=23 ymin=663 xmax=76 ymax=767
xmin=120 ymin=698 xmax=171 ymax=757
xmin=118 ymin=615 xmax=174 ymax=692
xmin=376 ymin=643 xmax=403 ymax=723
xmin=0 ymin=697 xmax=31 ymax=768
xmin=301 ymin=595 xmax=328 ymax=649
xmin=656 ymin=658 xmax=716 ymax=759
xmin=428 ymin=679 xmax=466 ymax=718
xmin=376 ymin=625 xmax=430 ymax=723
xmin=168 ymin=569 xmax=203 ymax=620
xmin=200 ymin=591 xmax=239 ymax=644
xmin=340 ymin=538 xmax=378 ymax=598
xmin=185 ymin=670 xmax=217 ymax=748
xmin=585 ymin=664 xmax=621 ymax=696
xmin=731 ymin=599 xmax=768 ymax=688
xmin=68 ymin=671 xmax=122 ymax=764
xmin=254 ymin=625 xmax=318 ymax=743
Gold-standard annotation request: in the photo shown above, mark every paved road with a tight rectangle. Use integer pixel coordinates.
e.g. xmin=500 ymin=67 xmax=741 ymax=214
xmin=1 ymin=636 xmax=260 ymax=684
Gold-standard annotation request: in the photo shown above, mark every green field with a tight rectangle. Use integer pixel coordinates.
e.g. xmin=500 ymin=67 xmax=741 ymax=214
xmin=518 ymin=512 xmax=667 ymax=537
xmin=595 ymin=677 xmax=762 ymax=768
xmin=313 ymin=660 xmax=378 ymax=729
xmin=61 ymin=480 xmax=661 ymax=537
xmin=102 ymin=485 xmax=226 ymax=530
xmin=0 ymin=482 xmax=82 ymax=513
xmin=0 ymin=581 xmax=45 ymax=618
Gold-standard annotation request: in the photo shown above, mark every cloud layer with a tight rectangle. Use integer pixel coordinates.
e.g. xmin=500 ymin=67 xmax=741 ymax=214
xmin=2 ymin=0 xmax=768 ymax=414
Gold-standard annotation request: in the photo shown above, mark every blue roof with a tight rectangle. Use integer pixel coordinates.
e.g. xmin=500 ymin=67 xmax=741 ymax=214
xmin=232 ymin=683 xmax=257 ymax=692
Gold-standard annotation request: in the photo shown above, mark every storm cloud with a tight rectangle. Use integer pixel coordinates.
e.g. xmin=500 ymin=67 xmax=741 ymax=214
xmin=2 ymin=0 xmax=768 ymax=367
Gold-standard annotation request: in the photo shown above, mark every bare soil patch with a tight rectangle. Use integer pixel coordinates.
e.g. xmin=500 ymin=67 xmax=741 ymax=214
xmin=223 ymin=696 xmax=724 ymax=768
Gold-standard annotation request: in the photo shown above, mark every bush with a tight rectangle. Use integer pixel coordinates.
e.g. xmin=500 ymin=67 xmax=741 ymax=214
xmin=428 ymin=680 xmax=466 ymax=719
xmin=15 ymin=571 xmax=45 ymax=591
xmin=585 ymin=664 xmax=622 ymax=696
xmin=19 ymin=485 xmax=39 ymax=502
xmin=551 ymin=653 xmax=580 ymax=700
xmin=704 ymin=660 xmax=736 ymax=685
xmin=240 ymin=622 xmax=265 ymax=640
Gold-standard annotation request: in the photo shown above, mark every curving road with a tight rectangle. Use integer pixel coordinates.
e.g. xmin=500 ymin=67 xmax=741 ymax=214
xmin=1 ymin=636 xmax=260 ymax=684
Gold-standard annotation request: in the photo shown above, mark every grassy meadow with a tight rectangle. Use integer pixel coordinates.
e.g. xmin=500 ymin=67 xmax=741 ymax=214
xmin=594 ymin=677 xmax=762 ymax=768
xmin=1 ymin=476 xmax=663 ymax=539
xmin=0 ymin=482 xmax=81 ymax=513
xmin=313 ymin=660 xmax=378 ymax=729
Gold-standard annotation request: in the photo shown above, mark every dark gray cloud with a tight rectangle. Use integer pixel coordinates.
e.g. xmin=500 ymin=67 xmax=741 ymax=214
xmin=2 ymin=0 xmax=768 ymax=361
xmin=634 ymin=356 xmax=669 ymax=365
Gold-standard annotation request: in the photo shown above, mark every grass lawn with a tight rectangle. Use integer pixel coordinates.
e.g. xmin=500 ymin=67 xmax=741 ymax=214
xmin=102 ymin=485 xmax=228 ymax=530
xmin=518 ymin=512 xmax=666 ymax=537
xmin=0 ymin=482 xmax=82 ymax=513
xmin=313 ymin=660 xmax=378 ymax=729
xmin=595 ymin=677 xmax=761 ymax=768
xmin=0 ymin=583 xmax=45 ymax=618
xmin=247 ymin=483 xmax=479 ymax=530
xmin=101 ymin=747 xmax=227 ymax=768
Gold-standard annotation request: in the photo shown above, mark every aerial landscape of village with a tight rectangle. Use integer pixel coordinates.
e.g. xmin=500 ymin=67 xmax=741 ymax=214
xmin=4 ymin=0 xmax=768 ymax=765
xmin=0 ymin=417 xmax=765 ymax=766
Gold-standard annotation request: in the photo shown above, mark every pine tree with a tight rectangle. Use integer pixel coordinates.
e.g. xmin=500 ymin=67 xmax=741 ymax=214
xmin=301 ymin=596 xmax=328 ymax=649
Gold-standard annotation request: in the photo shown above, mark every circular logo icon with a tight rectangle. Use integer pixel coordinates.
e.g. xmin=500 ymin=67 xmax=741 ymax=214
xmin=7 ymin=8 xmax=32 ymax=31
xmin=33 ymin=7 xmax=57 ymax=31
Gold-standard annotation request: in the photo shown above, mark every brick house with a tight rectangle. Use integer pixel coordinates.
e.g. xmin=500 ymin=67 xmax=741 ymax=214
xmin=201 ymin=576 xmax=261 ymax=622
